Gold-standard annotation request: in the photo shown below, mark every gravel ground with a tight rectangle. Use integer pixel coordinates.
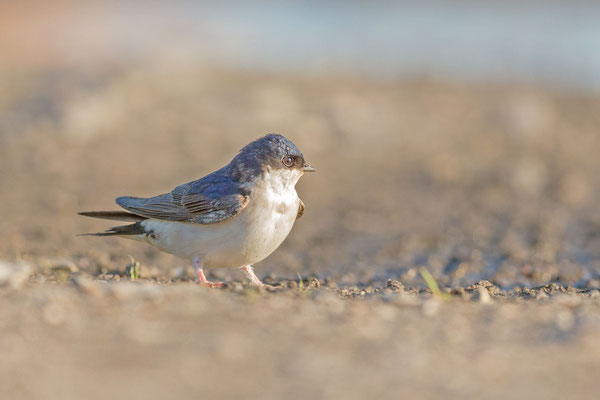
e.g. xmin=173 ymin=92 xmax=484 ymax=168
xmin=2 ymin=64 xmax=600 ymax=399
xmin=1 ymin=270 xmax=600 ymax=400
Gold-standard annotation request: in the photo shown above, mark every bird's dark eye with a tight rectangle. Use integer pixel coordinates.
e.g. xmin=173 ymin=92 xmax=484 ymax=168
xmin=282 ymin=156 xmax=294 ymax=167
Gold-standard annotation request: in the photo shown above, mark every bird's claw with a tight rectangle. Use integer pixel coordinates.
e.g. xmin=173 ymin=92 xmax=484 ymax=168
xmin=197 ymin=281 xmax=224 ymax=288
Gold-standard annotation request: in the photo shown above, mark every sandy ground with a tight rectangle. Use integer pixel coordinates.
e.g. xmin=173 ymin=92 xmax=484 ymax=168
xmin=1 ymin=64 xmax=600 ymax=399
xmin=1 ymin=277 xmax=599 ymax=400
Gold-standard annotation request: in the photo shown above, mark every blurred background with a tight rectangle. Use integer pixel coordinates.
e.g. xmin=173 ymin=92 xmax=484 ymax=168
xmin=1 ymin=0 xmax=600 ymax=287
xmin=3 ymin=2 xmax=600 ymax=400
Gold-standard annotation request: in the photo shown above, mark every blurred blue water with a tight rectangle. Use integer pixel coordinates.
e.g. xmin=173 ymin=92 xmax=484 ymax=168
xmin=106 ymin=1 xmax=600 ymax=91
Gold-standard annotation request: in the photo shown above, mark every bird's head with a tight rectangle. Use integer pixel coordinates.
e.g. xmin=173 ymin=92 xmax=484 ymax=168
xmin=230 ymin=134 xmax=315 ymax=184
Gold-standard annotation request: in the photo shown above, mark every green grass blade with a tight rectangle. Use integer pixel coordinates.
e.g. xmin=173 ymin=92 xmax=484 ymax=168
xmin=419 ymin=267 xmax=450 ymax=300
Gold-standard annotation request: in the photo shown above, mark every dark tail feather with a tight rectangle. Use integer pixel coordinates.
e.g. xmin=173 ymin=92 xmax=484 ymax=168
xmin=78 ymin=222 xmax=146 ymax=237
xmin=78 ymin=211 xmax=146 ymax=222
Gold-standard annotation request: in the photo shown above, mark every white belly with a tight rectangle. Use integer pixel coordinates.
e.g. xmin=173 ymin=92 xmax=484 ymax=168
xmin=137 ymin=185 xmax=300 ymax=269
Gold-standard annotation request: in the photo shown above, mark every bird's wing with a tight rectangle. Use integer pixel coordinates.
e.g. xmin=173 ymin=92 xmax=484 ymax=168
xmin=296 ymin=199 xmax=305 ymax=220
xmin=116 ymin=168 xmax=250 ymax=224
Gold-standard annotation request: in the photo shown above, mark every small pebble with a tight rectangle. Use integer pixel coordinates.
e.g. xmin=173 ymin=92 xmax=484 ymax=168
xmin=387 ymin=279 xmax=404 ymax=291
xmin=474 ymin=287 xmax=492 ymax=304
xmin=0 ymin=261 xmax=32 ymax=289
xmin=48 ymin=259 xmax=79 ymax=273
xmin=308 ymin=278 xmax=321 ymax=289
xmin=535 ymin=291 xmax=549 ymax=300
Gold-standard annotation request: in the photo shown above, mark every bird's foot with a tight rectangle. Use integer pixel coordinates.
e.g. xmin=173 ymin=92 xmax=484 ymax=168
xmin=193 ymin=257 xmax=224 ymax=288
xmin=198 ymin=280 xmax=225 ymax=288
xmin=241 ymin=265 xmax=265 ymax=287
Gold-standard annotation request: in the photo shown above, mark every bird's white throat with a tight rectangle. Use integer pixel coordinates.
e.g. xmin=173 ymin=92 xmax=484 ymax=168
xmin=259 ymin=167 xmax=303 ymax=194
xmin=251 ymin=168 xmax=302 ymax=215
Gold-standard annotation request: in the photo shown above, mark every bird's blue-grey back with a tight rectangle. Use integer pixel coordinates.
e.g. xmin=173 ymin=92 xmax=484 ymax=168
xmin=115 ymin=134 xmax=303 ymax=224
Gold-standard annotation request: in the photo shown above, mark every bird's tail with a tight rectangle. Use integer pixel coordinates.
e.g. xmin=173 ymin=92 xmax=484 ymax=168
xmin=78 ymin=211 xmax=147 ymax=237
xmin=78 ymin=211 xmax=146 ymax=222
xmin=78 ymin=222 xmax=146 ymax=237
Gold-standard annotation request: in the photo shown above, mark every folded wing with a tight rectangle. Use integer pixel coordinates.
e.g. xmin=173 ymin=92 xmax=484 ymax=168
xmin=116 ymin=167 xmax=250 ymax=224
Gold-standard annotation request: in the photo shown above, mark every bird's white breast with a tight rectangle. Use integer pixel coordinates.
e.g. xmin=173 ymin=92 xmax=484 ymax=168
xmin=138 ymin=169 xmax=302 ymax=268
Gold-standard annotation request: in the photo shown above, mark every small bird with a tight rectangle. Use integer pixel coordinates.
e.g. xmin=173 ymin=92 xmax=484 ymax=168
xmin=79 ymin=134 xmax=315 ymax=287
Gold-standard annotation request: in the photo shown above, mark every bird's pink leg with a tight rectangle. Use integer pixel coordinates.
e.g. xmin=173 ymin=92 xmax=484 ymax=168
xmin=241 ymin=265 xmax=264 ymax=287
xmin=193 ymin=257 xmax=224 ymax=288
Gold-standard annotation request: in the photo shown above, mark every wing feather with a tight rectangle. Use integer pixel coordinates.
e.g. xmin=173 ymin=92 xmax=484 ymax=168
xmin=296 ymin=199 xmax=305 ymax=220
xmin=116 ymin=167 xmax=249 ymax=224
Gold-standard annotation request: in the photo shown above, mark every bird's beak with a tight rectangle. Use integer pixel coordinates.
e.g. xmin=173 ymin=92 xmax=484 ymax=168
xmin=302 ymin=163 xmax=316 ymax=173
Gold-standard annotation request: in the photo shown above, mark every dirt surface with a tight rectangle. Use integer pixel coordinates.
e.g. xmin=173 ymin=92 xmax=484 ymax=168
xmin=2 ymin=64 xmax=600 ymax=399
xmin=1 ymin=274 xmax=600 ymax=400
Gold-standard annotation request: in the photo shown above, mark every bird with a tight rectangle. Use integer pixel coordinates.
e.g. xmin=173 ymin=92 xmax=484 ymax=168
xmin=79 ymin=134 xmax=315 ymax=287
